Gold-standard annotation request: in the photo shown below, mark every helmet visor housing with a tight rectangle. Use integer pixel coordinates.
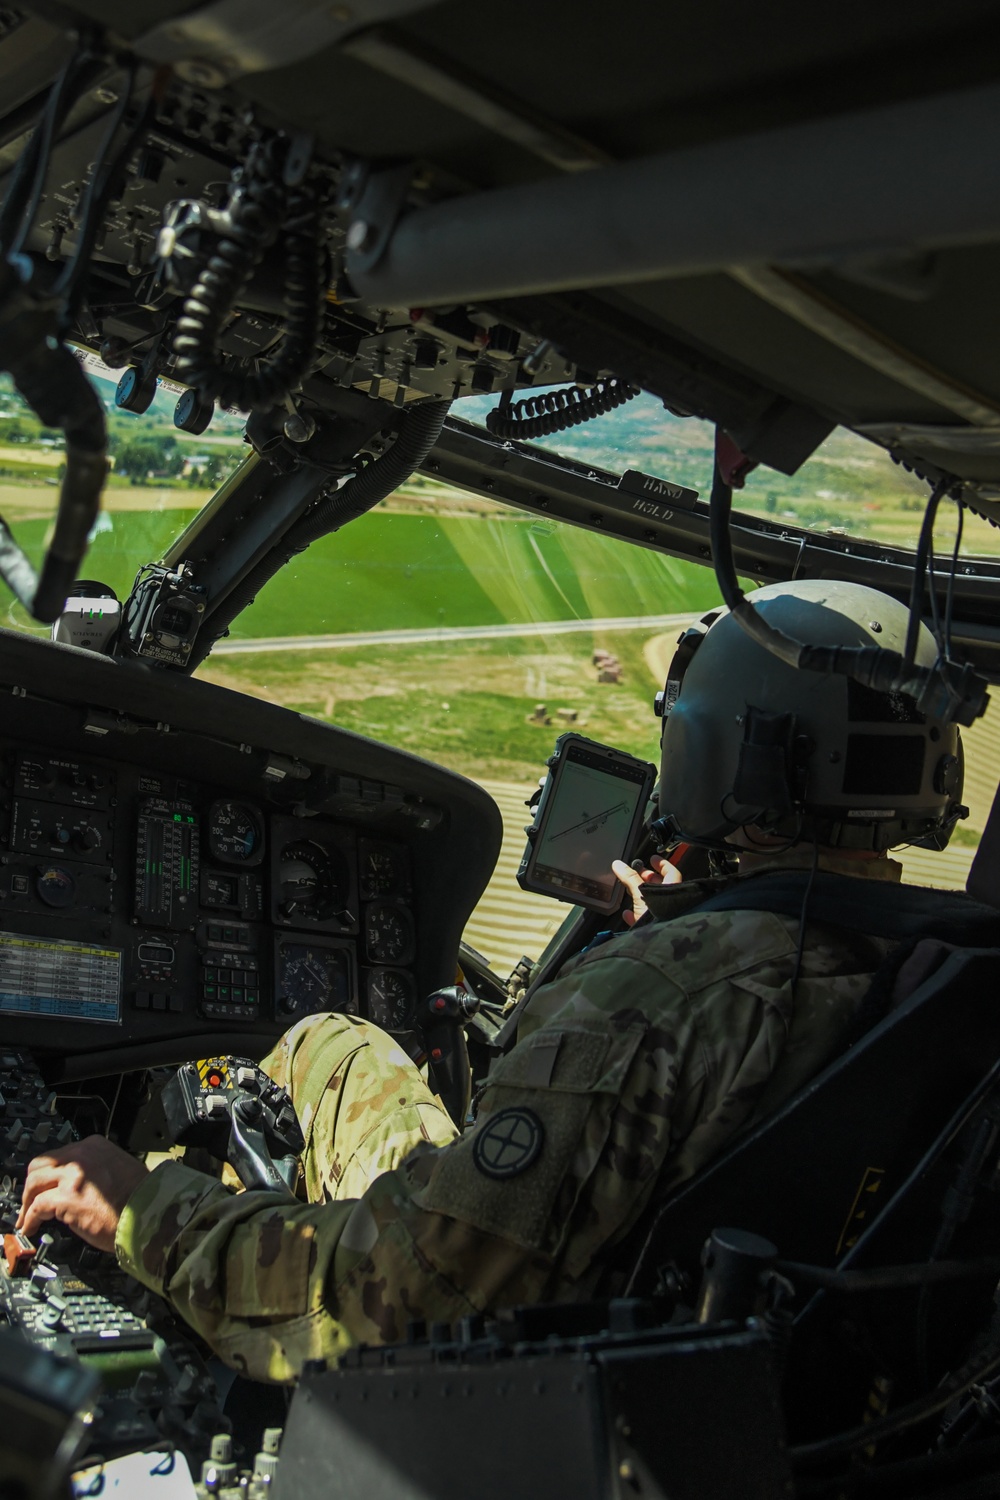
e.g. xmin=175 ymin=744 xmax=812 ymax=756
xmin=657 ymin=580 xmax=964 ymax=852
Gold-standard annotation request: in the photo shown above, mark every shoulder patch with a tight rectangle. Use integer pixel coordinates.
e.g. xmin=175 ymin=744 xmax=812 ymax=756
xmin=472 ymin=1107 xmax=545 ymax=1180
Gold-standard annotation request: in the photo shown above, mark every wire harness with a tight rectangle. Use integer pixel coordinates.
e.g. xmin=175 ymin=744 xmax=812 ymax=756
xmin=485 ymin=377 xmax=638 ymax=440
xmin=0 ymin=46 xmax=120 ymax=621
xmin=172 ymin=138 xmax=325 ymax=412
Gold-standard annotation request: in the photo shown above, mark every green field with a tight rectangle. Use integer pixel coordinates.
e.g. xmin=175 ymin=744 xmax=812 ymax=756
xmin=230 ymin=509 xmax=723 ymax=637
xmin=2 ymin=502 xmax=723 ymax=638
xmin=1 ymin=509 xmax=201 ymax=634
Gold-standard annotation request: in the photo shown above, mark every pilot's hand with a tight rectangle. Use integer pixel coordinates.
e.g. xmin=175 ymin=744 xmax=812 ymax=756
xmin=612 ymin=854 xmax=681 ymax=926
xmin=17 ymin=1136 xmax=149 ymax=1253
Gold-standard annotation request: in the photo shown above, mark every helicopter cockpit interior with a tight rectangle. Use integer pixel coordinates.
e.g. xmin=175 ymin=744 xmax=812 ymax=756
xmin=4 ymin=2 xmax=1000 ymax=1496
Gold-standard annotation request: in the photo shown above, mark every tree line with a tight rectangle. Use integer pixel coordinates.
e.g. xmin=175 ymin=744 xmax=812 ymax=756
xmin=0 ymin=399 xmax=238 ymax=487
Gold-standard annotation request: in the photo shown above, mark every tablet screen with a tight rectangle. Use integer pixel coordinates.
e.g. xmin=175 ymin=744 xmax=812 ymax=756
xmin=531 ymin=751 xmax=649 ymax=904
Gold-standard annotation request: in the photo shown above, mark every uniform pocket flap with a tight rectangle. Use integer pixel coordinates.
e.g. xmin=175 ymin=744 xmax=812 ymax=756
xmin=492 ymin=1026 xmax=634 ymax=1093
xmin=222 ymin=1215 xmax=315 ymax=1318
xmin=492 ymin=1024 xmax=646 ymax=1094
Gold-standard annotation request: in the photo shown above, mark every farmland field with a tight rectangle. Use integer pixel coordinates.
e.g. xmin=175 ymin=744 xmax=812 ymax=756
xmin=198 ymin=629 xmax=665 ymax=784
xmin=0 ymin=485 xmax=724 ymax=640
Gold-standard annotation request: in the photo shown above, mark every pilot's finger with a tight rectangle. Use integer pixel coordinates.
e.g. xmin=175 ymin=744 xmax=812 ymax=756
xmin=648 ymin=854 xmax=682 ymax=885
xmin=20 ymin=1147 xmax=73 ymax=1194
xmin=18 ymin=1186 xmax=66 ymax=1240
xmin=612 ymin=857 xmax=643 ymax=894
xmin=22 ymin=1148 xmax=82 ymax=1187
xmin=612 ymin=859 xmax=649 ymax=924
xmin=18 ymin=1150 xmax=88 ymax=1226
xmin=16 ymin=1160 xmax=63 ymax=1225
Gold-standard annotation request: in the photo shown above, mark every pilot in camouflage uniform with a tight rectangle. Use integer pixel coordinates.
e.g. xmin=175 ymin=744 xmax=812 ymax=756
xmin=114 ymin=581 xmax=966 ymax=1382
xmin=117 ymin=850 xmax=900 ymax=1382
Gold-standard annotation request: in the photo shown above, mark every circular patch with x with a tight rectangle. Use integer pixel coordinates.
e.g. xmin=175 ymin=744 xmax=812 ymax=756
xmin=472 ymin=1107 xmax=545 ymax=1179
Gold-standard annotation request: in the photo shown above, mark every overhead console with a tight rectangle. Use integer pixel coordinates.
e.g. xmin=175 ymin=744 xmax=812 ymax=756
xmin=0 ymin=629 xmax=501 ymax=1080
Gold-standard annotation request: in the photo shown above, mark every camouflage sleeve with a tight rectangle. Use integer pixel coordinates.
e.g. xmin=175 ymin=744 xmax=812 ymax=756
xmin=115 ymin=1161 xmax=358 ymax=1381
xmin=116 ymin=1156 xmax=478 ymax=1383
xmin=113 ymin=905 xmax=879 ymax=1384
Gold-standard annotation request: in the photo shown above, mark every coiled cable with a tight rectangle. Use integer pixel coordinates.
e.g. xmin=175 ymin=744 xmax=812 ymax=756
xmin=485 ymin=377 xmax=638 ymax=441
xmin=172 ymin=141 xmax=325 ymax=412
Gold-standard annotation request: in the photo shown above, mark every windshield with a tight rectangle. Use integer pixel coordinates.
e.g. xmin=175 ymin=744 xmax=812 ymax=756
xmin=196 ymin=488 xmax=722 ymax=970
xmin=0 ymin=370 xmax=245 ymax=639
xmin=2 ymin=375 xmax=996 ymax=977
xmin=460 ymin=389 xmax=1000 ymax=557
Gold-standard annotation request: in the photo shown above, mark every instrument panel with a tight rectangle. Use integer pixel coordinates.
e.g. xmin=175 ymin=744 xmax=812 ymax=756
xmin=0 ymin=745 xmax=420 ymax=1046
xmin=0 ymin=625 xmax=501 ymax=1077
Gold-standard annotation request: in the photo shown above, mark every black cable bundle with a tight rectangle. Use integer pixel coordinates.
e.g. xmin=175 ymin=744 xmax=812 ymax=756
xmin=485 ymin=377 xmax=638 ymax=440
xmin=173 ymin=142 xmax=325 ymax=412
xmin=0 ymin=49 xmax=112 ymax=622
xmin=0 ymin=50 xmax=102 ymax=255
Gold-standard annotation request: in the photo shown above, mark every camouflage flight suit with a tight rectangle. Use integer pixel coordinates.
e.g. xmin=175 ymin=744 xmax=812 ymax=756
xmin=117 ymin=850 xmax=902 ymax=1382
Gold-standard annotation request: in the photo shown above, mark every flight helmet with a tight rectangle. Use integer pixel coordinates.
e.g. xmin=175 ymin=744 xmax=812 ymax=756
xmin=656 ymin=579 xmax=966 ymax=852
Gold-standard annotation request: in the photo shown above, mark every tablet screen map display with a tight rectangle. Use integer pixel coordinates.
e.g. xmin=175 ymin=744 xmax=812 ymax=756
xmin=533 ymin=760 xmax=645 ymax=902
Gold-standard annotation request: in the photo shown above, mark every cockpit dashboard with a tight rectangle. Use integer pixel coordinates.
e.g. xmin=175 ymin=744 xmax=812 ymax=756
xmin=0 ymin=624 xmax=500 ymax=1082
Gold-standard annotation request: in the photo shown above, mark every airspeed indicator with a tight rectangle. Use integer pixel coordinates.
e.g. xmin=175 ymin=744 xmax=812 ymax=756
xmin=207 ymin=801 xmax=264 ymax=866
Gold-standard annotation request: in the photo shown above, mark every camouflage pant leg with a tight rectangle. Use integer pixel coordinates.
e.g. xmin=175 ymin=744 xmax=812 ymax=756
xmin=261 ymin=1013 xmax=458 ymax=1203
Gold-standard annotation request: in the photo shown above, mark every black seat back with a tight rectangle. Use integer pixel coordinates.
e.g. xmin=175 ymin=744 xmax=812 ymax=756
xmin=625 ymin=947 xmax=1000 ymax=1439
xmin=628 ymin=948 xmax=1000 ymax=1294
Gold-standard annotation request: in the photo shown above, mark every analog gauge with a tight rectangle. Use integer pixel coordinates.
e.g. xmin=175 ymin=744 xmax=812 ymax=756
xmin=365 ymin=968 xmax=416 ymax=1030
xmin=359 ymin=840 xmax=411 ymax=901
xmin=202 ymin=871 xmax=238 ymax=909
xmin=365 ymin=902 xmax=415 ymax=965
xmin=278 ymin=840 xmax=350 ymax=924
xmin=276 ymin=942 xmax=354 ymax=1019
xmin=35 ymin=865 xmax=75 ymax=908
xmin=208 ymin=801 xmax=263 ymax=866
